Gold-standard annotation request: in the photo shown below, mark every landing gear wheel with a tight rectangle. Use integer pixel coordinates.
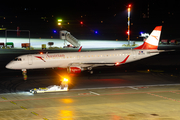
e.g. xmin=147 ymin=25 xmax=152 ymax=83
xmin=90 ymin=70 xmax=93 ymax=74
xmin=87 ymin=67 xmax=92 ymax=71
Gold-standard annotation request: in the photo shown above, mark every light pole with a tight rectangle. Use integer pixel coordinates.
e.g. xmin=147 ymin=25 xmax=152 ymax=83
xmin=58 ymin=19 xmax=62 ymax=28
xmin=127 ymin=4 xmax=131 ymax=45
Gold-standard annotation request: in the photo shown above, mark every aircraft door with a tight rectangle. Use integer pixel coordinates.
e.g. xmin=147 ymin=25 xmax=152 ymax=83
xmin=133 ymin=50 xmax=136 ymax=59
xmin=28 ymin=55 xmax=33 ymax=65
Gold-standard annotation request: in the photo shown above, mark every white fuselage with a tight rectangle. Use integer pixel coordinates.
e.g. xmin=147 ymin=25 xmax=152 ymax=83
xmin=6 ymin=49 xmax=159 ymax=70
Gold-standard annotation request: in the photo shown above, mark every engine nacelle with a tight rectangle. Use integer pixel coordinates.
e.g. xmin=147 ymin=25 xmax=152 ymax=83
xmin=67 ymin=66 xmax=82 ymax=74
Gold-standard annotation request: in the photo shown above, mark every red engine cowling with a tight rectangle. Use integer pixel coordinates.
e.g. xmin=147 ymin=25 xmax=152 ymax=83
xmin=67 ymin=67 xmax=81 ymax=73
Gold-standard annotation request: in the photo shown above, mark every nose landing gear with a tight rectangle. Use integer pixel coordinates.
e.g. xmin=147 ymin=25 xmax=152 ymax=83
xmin=22 ymin=69 xmax=27 ymax=80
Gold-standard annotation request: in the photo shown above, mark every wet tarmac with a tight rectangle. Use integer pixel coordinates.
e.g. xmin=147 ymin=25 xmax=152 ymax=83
xmin=1 ymin=80 xmax=180 ymax=119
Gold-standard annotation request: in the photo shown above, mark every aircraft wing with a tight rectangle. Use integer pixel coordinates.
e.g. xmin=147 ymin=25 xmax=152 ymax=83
xmin=68 ymin=55 xmax=130 ymax=68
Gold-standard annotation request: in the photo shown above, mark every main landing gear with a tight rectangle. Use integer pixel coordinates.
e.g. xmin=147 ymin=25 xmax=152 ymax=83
xmin=87 ymin=67 xmax=93 ymax=74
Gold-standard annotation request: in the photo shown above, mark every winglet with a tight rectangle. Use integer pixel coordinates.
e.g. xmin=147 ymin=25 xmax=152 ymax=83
xmin=115 ymin=55 xmax=130 ymax=66
xmin=120 ymin=55 xmax=130 ymax=63
xmin=134 ymin=26 xmax=162 ymax=49
xmin=78 ymin=46 xmax=82 ymax=52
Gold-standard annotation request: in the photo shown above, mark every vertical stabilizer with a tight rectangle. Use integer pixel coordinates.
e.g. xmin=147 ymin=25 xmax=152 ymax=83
xmin=134 ymin=26 xmax=162 ymax=49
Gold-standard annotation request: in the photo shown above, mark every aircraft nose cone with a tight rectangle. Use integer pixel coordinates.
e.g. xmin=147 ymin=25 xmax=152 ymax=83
xmin=5 ymin=63 xmax=12 ymax=69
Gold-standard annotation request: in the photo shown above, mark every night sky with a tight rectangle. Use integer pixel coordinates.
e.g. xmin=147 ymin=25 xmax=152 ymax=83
xmin=1 ymin=0 xmax=180 ymax=40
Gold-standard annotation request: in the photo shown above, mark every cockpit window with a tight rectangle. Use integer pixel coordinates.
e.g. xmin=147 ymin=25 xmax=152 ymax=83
xmin=13 ymin=58 xmax=22 ymax=61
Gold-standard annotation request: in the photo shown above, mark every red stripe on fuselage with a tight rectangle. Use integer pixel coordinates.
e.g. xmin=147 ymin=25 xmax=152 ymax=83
xmin=35 ymin=56 xmax=46 ymax=62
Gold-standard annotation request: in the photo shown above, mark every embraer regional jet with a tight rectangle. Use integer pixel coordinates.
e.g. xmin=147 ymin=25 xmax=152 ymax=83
xmin=6 ymin=26 xmax=162 ymax=78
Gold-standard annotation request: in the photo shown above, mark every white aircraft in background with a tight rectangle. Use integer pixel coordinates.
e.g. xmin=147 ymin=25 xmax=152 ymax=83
xmin=6 ymin=26 xmax=162 ymax=78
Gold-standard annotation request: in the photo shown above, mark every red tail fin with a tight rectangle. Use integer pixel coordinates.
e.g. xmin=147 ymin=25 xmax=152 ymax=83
xmin=135 ymin=26 xmax=162 ymax=49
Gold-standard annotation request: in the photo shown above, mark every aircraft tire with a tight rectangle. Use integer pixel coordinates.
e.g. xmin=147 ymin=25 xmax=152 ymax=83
xmin=90 ymin=71 xmax=93 ymax=74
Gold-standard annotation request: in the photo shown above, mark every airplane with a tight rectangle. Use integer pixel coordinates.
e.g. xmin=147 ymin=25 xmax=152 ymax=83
xmin=6 ymin=26 xmax=162 ymax=79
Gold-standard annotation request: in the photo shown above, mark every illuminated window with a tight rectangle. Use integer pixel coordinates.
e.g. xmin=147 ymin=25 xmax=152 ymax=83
xmin=13 ymin=58 xmax=21 ymax=61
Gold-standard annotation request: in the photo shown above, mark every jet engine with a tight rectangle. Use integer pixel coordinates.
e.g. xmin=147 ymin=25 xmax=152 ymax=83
xmin=67 ymin=66 xmax=83 ymax=73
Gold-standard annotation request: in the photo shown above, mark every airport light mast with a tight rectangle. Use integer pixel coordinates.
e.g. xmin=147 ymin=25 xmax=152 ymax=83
xmin=127 ymin=4 xmax=131 ymax=44
xmin=58 ymin=19 xmax=62 ymax=28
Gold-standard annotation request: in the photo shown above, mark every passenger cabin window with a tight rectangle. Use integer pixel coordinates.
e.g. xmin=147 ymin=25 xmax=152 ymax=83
xmin=13 ymin=58 xmax=22 ymax=61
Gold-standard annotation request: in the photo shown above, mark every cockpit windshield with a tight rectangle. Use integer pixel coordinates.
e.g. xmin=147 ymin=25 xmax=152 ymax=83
xmin=13 ymin=58 xmax=22 ymax=61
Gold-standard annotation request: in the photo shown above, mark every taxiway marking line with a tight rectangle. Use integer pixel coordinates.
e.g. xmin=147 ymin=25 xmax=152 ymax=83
xmin=0 ymin=96 xmax=48 ymax=120
xmin=89 ymin=91 xmax=100 ymax=96
xmin=128 ymin=87 xmax=138 ymax=90
xmin=71 ymin=83 xmax=180 ymax=91
xmin=170 ymin=91 xmax=180 ymax=94
xmin=147 ymin=93 xmax=180 ymax=102
xmin=31 ymin=111 xmax=39 ymax=116
xmin=1 ymin=97 xmax=7 ymax=100
xmin=1 ymin=90 xmax=180 ymax=103
xmin=10 ymin=101 xmax=17 ymax=105
xmin=78 ymin=93 xmax=90 ymax=95
xmin=43 ymin=118 xmax=49 ymax=120
xmin=20 ymin=106 xmax=27 ymax=110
